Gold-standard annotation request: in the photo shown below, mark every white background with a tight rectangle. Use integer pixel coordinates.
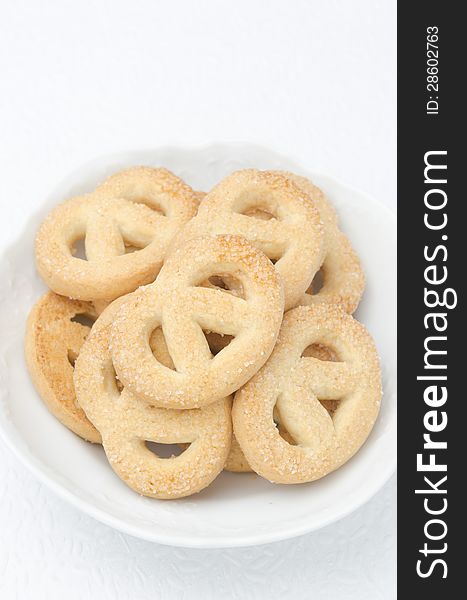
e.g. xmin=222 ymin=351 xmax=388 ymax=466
xmin=0 ymin=1 xmax=396 ymax=599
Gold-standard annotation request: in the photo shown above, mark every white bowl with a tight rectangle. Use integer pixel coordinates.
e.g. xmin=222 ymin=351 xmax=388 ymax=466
xmin=0 ymin=144 xmax=396 ymax=548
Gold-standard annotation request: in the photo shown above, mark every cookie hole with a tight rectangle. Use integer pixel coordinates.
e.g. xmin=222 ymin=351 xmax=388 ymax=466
xmin=199 ymin=274 xmax=245 ymax=299
xmin=241 ymin=207 xmax=277 ymax=221
xmin=71 ymin=237 xmax=87 ymax=260
xmin=208 ymin=276 xmax=229 ymax=290
xmin=274 ymin=420 xmax=297 ymax=445
xmin=307 ymin=268 xmax=324 ymax=295
xmin=67 ymin=349 xmax=78 ymax=368
xmin=273 ymin=406 xmax=297 ymax=446
xmin=204 ymin=331 xmax=235 ymax=356
xmin=319 ymin=399 xmax=341 ymax=418
xmin=145 ymin=441 xmax=190 ymax=459
xmin=302 ymin=343 xmax=339 ymax=362
xmin=149 ymin=327 xmax=176 ymax=370
xmin=70 ymin=313 xmax=96 ymax=329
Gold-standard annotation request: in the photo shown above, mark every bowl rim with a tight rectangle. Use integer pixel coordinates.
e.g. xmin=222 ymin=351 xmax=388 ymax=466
xmin=0 ymin=142 xmax=396 ymax=548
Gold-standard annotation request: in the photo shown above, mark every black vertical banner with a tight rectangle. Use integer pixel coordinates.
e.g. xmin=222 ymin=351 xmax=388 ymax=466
xmin=398 ymin=3 xmax=463 ymax=595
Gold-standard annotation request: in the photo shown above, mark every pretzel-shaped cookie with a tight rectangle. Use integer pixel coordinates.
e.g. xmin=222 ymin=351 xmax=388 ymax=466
xmin=74 ymin=299 xmax=232 ymax=499
xmin=173 ymin=170 xmax=324 ymax=310
xmin=25 ymin=292 xmax=101 ymax=443
xmin=278 ymin=172 xmax=365 ymax=313
xmin=110 ymin=234 xmax=284 ymax=409
xmin=35 ymin=167 xmax=199 ymax=302
xmin=224 ymin=342 xmax=339 ymax=473
xmin=232 ymin=304 xmax=381 ymax=483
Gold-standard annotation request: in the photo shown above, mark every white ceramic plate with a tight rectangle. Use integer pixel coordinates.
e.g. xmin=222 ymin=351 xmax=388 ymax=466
xmin=0 ymin=144 xmax=396 ymax=548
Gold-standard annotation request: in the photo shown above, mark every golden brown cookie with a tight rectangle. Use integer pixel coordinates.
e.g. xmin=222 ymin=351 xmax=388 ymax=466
xmin=35 ymin=167 xmax=199 ymax=302
xmin=25 ymin=292 xmax=101 ymax=443
xmin=110 ymin=234 xmax=284 ymax=409
xmin=232 ymin=304 xmax=382 ymax=484
xmin=172 ymin=169 xmax=324 ymax=310
xmin=74 ymin=299 xmax=232 ymax=499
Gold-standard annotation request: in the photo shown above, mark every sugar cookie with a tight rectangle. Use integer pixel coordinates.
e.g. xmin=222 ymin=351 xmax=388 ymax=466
xmin=172 ymin=170 xmax=324 ymax=310
xmin=74 ymin=299 xmax=232 ymax=499
xmin=110 ymin=234 xmax=284 ymax=409
xmin=232 ymin=304 xmax=381 ymax=483
xmin=25 ymin=292 xmax=101 ymax=443
xmin=35 ymin=167 xmax=199 ymax=302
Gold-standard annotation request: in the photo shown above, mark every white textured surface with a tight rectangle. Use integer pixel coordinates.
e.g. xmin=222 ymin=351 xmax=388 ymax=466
xmin=0 ymin=1 xmax=396 ymax=598
xmin=0 ymin=450 xmax=395 ymax=599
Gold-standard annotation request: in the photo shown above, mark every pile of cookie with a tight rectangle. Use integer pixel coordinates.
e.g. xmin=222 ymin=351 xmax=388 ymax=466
xmin=26 ymin=167 xmax=382 ymax=499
